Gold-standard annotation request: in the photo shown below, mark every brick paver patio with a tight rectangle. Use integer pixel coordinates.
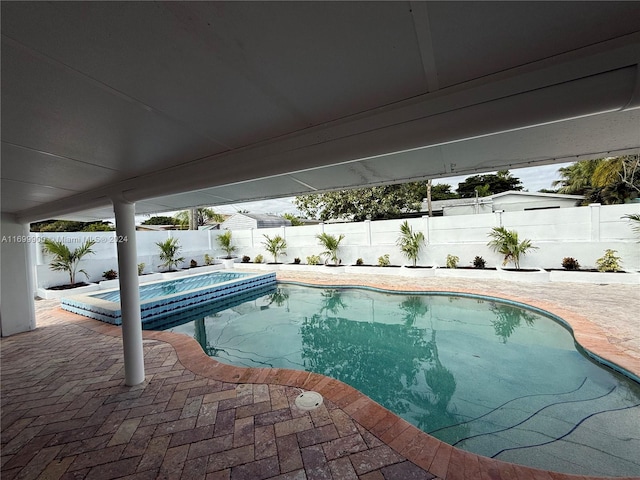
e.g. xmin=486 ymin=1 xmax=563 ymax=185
xmin=2 ymin=272 xmax=638 ymax=480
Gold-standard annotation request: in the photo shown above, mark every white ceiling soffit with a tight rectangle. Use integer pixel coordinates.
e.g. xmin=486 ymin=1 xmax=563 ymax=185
xmin=1 ymin=2 xmax=640 ymax=223
xmin=52 ymin=107 xmax=640 ymax=222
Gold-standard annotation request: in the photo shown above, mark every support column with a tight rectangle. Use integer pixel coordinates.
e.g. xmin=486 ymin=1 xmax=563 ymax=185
xmin=422 ymin=215 xmax=430 ymax=245
xmin=364 ymin=220 xmax=372 ymax=246
xmin=0 ymin=214 xmax=36 ymax=336
xmin=112 ymin=198 xmax=145 ymax=386
xmin=589 ymin=203 xmax=601 ymax=242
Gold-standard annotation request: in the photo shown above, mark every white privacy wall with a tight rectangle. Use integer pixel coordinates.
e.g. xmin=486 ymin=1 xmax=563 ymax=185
xmin=33 ymin=204 xmax=640 ymax=287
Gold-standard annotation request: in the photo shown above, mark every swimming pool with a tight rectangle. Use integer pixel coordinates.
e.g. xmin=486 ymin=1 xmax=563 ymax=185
xmin=150 ymin=284 xmax=640 ymax=476
xmin=61 ymin=271 xmax=276 ymax=324
xmin=92 ymin=271 xmax=254 ymax=302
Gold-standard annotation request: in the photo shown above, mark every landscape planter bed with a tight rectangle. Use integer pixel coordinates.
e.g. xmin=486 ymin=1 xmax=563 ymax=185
xmin=434 ymin=266 xmax=499 ymax=279
xmin=344 ymin=265 xmax=402 ymax=276
xmin=37 ymin=283 xmax=100 ymax=300
xmin=497 ymin=266 xmax=550 ymax=282
xmin=547 ymin=269 xmax=640 ymax=284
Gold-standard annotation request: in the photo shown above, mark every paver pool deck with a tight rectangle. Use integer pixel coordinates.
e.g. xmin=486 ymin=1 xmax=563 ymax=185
xmin=1 ymin=271 xmax=638 ymax=480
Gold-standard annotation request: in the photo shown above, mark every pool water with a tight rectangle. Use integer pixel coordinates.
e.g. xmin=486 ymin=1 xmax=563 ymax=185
xmin=63 ymin=271 xmax=275 ymax=325
xmin=93 ymin=271 xmax=249 ymax=302
xmin=152 ymin=284 xmax=640 ymax=477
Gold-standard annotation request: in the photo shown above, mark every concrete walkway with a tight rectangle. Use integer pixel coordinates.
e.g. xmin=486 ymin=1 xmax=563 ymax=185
xmin=1 ymin=273 xmax=638 ymax=480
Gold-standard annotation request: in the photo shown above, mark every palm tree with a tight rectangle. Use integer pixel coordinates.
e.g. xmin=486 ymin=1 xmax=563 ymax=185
xmin=262 ymin=234 xmax=287 ymax=263
xmin=396 ymin=221 xmax=425 ymax=267
xmin=175 ymin=207 xmax=225 ymax=229
xmin=42 ymin=238 xmax=96 ymax=285
xmin=552 ymin=160 xmax=600 ymax=196
xmin=156 ymin=237 xmax=184 ymax=271
xmin=622 ymin=213 xmax=640 ymax=241
xmin=487 ymin=226 xmax=537 ymax=270
xmin=316 ymin=232 xmax=344 ymax=266
xmin=216 ymin=230 xmax=237 ymax=259
xmin=553 ymin=156 xmax=640 ymax=204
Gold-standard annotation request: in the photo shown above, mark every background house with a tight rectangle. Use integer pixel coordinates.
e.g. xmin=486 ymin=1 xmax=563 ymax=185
xmin=136 ymin=224 xmax=181 ymax=231
xmin=422 ymin=191 xmax=584 ymax=216
xmin=221 ymin=213 xmax=292 ymax=230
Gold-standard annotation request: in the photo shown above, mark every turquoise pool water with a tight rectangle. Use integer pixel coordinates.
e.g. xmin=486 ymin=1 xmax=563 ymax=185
xmin=62 ymin=271 xmax=276 ymax=325
xmin=92 ymin=271 xmax=249 ymax=302
xmin=150 ymin=284 xmax=640 ymax=476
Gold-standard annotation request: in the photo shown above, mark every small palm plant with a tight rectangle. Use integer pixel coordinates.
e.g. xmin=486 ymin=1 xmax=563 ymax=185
xmin=316 ymin=232 xmax=344 ymax=266
xmin=156 ymin=237 xmax=184 ymax=271
xmin=623 ymin=214 xmax=640 ymax=241
xmin=487 ymin=226 xmax=537 ymax=270
xmin=396 ymin=221 xmax=425 ymax=267
xmin=262 ymin=234 xmax=287 ymax=263
xmin=216 ymin=231 xmax=237 ymax=259
xmin=42 ymin=238 xmax=96 ymax=285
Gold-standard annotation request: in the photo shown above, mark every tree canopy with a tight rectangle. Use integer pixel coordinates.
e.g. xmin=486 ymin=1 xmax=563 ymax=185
xmin=140 ymin=216 xmax=178 ymax=226
xmin=293 ymin=172 xmax=526 ymax=221
xmin=430 ymin=184 xmax=459 ymax=200
xmin=553 ymin=155 xmax=639 ymax=205
xmin=282 ymin=213 xmax=304 ymax=226
xmin=30 ymin=220 xmax=114 ymax=232
xmin=294 ymin=182 xmax=428 ymax=221
xmin=456 ymin=170 xmax=523 ymax=198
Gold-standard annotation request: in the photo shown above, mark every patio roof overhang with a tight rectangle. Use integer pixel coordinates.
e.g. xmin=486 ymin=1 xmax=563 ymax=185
xmin=2 ymin=2 xmax=640 ymax=223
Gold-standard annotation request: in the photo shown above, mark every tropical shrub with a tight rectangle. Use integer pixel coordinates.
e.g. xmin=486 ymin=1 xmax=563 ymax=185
xmin=473 ymin=256 xmax=486 ymax=269
xmin=446 ymin=254 xmax=459 ymax=269
xmin=306 ymin=254 xmax=321 ymax=265
xmin=204 ymin=254 xmax=214 ymax=266
xmin=262 ymin=234 xmax=287 ymax=263
xmin=190 ymin=259 xmax=198 ymax=268
xmin=137 ymin=263 xmax=145 ymax=275
xmin=356 ymin=258 xmax=364 ymax=266
xmin=42 ymin=238 xmax=96 ymax=285
xmin=102 ymin=269 xmax=118 ymax=280
xmin=596 ymin=249 xmax=622 ymax=272
xmin=396 ymin=221 xmax=425 ymax=267
xmin=254 ymin=254 xmax=264 ymax=264
xmin=378 ymin=254 xmax=391 ymax=267
xmin=216 ymin=231 xmax=237 ymax=259
xmin=242 ymin=255 xmax=251 ymax=263
xmin=293 ymin=257 xmax=301 ymax=264
xmin=487 ymin=227 xmax=537 ymax=269
xmin=561 ymin=257 xmax=580 ymax=270
xmin=316 ymin=233 xmax=344 ymax=266
xmin=156 ymin=237 xmax=184 ymax=271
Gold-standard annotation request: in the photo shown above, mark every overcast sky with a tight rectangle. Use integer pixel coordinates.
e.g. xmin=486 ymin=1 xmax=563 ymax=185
xmin=211 ymin=162 xmax=573 ymax=216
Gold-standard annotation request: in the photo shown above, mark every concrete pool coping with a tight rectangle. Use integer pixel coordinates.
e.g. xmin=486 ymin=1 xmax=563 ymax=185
xmin=2 ymin=272 xmax=638 ymax=479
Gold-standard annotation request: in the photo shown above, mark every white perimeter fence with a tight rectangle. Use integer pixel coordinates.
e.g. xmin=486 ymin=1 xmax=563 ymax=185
xmin=33 ymin=203 xmax=640 ymax=288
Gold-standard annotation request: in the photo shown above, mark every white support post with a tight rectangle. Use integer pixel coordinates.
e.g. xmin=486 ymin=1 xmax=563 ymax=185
xmin=364 ymin=220 xmax=372 ymax=246
xmin=589 ymin=203 xmax=601 ymax=242
xmin=422 ymin=215 xmax=430 ymax=245
xmin=0 ymin=214 xmax=36 ymax=336
xmin=112 ymin=198 xmax=145 ymax=386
